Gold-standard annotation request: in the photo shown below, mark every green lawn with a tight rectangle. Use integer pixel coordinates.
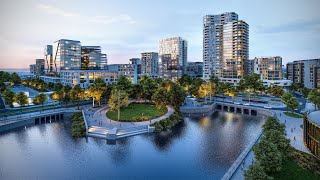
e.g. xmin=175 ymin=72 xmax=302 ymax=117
xmin=284 ymin=112 xmax=303 ymax=118
xmin=272 ymin=160 xmax=319 ymax=180
xmin=106 ymin=103 xmax=167 ymax=122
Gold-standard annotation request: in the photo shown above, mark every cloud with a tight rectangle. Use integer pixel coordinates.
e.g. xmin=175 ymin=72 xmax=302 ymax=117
xmin=37 ymin=4 xmax=79 ymax=17
xmin=37 ymin=3 xmax=136 ymax=25
xmin=89 ymin=15 xmax=136 ymax=24
xmin=255 ymin=19 xmax=320 ymax=34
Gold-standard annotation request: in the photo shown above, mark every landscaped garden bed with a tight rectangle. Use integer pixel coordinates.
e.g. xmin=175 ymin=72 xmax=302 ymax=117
xmin=106 ymin=103 xmax=167 ymax=122
xmin=284 ymin=112 xmax=303 ymax=118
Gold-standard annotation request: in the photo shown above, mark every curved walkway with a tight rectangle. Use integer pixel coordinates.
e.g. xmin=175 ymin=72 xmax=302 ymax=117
xmin=84 ymin=104 xmax=174 ymax=134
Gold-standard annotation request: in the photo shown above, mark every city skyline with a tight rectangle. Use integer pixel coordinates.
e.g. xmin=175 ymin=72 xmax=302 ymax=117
xmin=1 ymin=0 xmax=320 ymax=69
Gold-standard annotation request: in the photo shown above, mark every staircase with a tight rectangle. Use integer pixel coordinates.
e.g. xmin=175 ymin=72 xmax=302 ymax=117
xmin=116 ymin=125 xmax=149 ymax=139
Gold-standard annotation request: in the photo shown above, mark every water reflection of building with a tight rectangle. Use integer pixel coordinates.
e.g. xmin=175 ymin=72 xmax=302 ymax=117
xmin=303 ymin=111 xmax=320 ymax=158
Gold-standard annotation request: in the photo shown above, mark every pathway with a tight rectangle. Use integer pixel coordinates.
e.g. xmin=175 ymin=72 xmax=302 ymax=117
xmin=231 ymin=110 xmax=309 ymax=180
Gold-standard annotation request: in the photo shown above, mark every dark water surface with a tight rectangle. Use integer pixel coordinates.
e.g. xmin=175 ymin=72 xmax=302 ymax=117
xmin=0 ymin=112 xmax=265 ymax=179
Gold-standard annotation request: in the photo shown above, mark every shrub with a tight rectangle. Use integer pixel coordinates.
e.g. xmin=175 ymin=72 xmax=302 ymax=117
xmin=151 ymin=111 xmax=182 ymax=132
xmin=70 ymin=112 xmax=86 ymax=138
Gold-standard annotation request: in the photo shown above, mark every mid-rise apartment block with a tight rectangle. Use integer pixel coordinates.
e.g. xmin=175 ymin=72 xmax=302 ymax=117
xmin=159 ymin=37 xmax=187 ymax=81
xmin=203 ymin=12 xmax=249 ymax=84
xmin=141 ymin=52 xmax=158 ymax=78
xmin=129 ymin=58 xmax=141 ymax=74
xmin=254 ymin=56 xmax=282 ymax=80
xmin=59 ymin=64 xmax=138 ymax=88
xmin=287 ymin=59 xmax=320 ymax=89
xmin=186 ymin=62 xmax=203 ymax=78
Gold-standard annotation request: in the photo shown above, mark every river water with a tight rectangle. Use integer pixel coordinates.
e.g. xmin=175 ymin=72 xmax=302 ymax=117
xmin=0 ymin=111 xmax=266 ymax=179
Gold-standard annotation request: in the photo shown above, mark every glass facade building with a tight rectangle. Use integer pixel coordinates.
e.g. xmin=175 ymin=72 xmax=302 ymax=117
xmin=203 ymin=12 xmax=249 ymax=82
xmin=53 ymin=39 xmax=82 ymax=73
xmin=35 ymin=59 xmax=45 ymax=75
xmin=81 ymin=46 xmax=107 ymax=70
xmin=159 ymin=37 xmax=187 ymax=81
xmin=44 ymin=45 xmax=53 ymax=74
xmin=303 ymin=111 xmax=320 ymax=158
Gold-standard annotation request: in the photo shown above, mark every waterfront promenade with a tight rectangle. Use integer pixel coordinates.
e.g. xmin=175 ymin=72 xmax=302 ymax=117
xmin=231 ymin=110 xmax=309 ymax=179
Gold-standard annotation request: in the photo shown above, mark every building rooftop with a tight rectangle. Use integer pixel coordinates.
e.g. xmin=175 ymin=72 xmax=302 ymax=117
xmin=307 ymin=111 xmax=320 ymax=126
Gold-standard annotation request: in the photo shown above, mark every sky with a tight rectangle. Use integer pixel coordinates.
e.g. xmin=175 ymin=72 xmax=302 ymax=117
xmin=0 ymin=0 xmax=319 ymax=69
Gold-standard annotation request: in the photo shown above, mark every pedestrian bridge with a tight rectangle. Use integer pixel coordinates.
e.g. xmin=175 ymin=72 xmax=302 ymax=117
xmin=0 ymin=109 xmax=79 ymax=133
xmin=216 ymin=102 xmax=273 ymax=117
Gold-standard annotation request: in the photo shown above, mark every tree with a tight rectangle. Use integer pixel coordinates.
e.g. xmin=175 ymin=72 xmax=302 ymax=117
xmin=9 ymin=72 xmax=21 ymax=85
xmin=33 ymin=93 xmax=47 ymax=110
xmin=281 ymin=92 xmax=298 ymax=112
xmin=238 ymin=74 xmax=264 ymax=93
xmin=88 ymin=78 xmax=106 ymax=106
xmin=63 ymin=85 xmax=72 ymax=95
xmin=262 ymin=129 xmax=291 ymax=160
xmin=51 ymin=90 xmax=64 ymax=104
xmin=15 ymin=92 xmax=28 ymax=107
xmin=70 ymin=85 xmax=85 ymax=109
xmin=139 ymin=75 xmax=157 ymax=101
xmin=244 ymin=162 xmax=271 ymax=180
xmin=3 ymin=89 xmax=16 ymax=107
xmin=53 ymin=83 xmax=63 ymax=92
xmin=152 ymin=87 xmax=169 ymax=109
xmin=116 ymin=76 xmax=132 ymax=94
xmin=216 ymin=82 xmax=228 ymax=101
xmin=108 ymin=88 xmax=129 ymax=120
xmin=253 ymin=139 xmax=282 ymax=173
xmin=262 ymin=117 xmax=286 ymax=135
xmin=178 ymin=74 xmax=192 ymax=90
xmin=37 ymin=82 xmax=47 ymax=91
xmin=198 ymin=83 xmax=211 ymax=103
xmin=267 ymin=85 xmax=284 ymax=97
xmin=209 ymin=74 xmax=219 ymax=85
xmin=47 ymin=82 xmax=55 ymax=89
xmin=0 ymin=82 xmax=6 ymax=92
xmin=301 ymin=87 xmax=310 ymax=97
xmin=167 ymin=83 xmax=186 ymax=109
xmin=307 ymin=88 xmax=320 ymax=110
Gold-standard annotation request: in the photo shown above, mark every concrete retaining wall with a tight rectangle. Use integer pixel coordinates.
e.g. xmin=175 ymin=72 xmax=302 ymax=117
xmin=0 ymin=119 xmax=34 ymax=133
xmin=180 ymin=104 xmax=215 ymax=114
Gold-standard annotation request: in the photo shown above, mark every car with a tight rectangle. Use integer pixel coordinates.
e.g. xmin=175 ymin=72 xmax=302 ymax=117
xmin=264 ymin=106 xmax=272 ymax=109
xmin=243 ymin=103 xmax=250 ymax=106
